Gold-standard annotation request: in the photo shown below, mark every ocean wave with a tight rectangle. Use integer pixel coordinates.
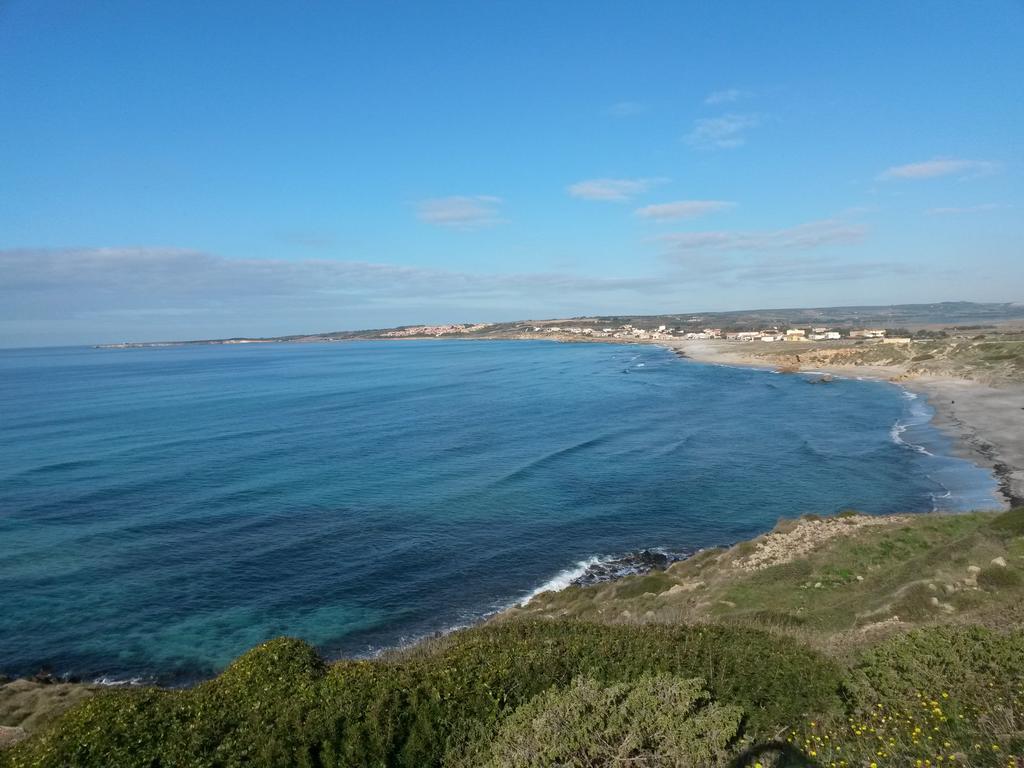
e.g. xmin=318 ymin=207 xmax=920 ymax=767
xmin=519 ymin=548 xmax=686 ymax=606
xmin=92 ymin=675 xmax=152 ymax=686
xmin=890 ymin=420 xmax=935 ymax=456
xmin=491 ymin=435 xmax=613 ymax=486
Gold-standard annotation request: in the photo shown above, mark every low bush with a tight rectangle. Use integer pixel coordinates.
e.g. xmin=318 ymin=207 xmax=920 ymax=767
xmin=2 ymin=622 xmax=843 ymax=768
xmin=788 ymin=626 xmax=1024 ymax=766
xmin=978 ymin=565 xmax=1023 ymax=590
xmin=448 ymin=674 xmax=742 ymax=767
xmin=990 ymin=506 xmax=1024 ymax=536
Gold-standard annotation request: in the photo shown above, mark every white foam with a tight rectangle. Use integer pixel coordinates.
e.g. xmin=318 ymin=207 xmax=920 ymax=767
xmin=519 ymin=555 xmax=609 ymax=606
xmin=890 ymin=419 xmax=934 ymax=456
xmin=92 ymin=675 xmax=148 ymax=687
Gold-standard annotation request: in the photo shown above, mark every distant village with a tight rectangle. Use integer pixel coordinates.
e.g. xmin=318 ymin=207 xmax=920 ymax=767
xmin=380 ymin=323 xmax=492 ymax=338
xmin=97 ymin=319 xmax=922 ymax=349
xmin=376 ymin=322 xmax=914 ymax=345
xmin=522 ymin=323 xmax=912 ymax=344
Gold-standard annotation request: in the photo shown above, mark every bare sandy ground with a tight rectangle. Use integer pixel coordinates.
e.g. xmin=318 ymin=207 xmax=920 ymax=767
xmin=908 ymin=378 xmax=1024 ymax=506
xmin=664 ymin=339 xmax=1024 ymax=507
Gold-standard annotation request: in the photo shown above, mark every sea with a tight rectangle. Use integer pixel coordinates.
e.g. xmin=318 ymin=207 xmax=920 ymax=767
xmin=0 ymin=340 xmax=1003 ymax=684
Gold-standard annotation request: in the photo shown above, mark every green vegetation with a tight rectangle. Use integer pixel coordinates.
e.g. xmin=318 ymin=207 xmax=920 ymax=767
xmin=449 ymin=675 xmax=742 ymax=767
xmin=510 ymin=510 xmax=1024 ymax=638
xmin=2 ymin=624 xmax=841 ymax=767
xmin=790 ymin=626 xmax=1024 ymax=766
xmin=4 ymin=510 xmax=1023 ymax=766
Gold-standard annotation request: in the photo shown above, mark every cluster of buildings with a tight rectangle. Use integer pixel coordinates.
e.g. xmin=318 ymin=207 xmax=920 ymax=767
xmin=524 ymin=323 xmax=908 ymax=344
xmin=380 ymin=323 xmax=490 ymax=338
xmin=720 ymin=327 xmax=889 ymax=343
xmin=384 ymin=321 xmax=914 ymax=345
xmin=528 ymin=324 xmax=677 ymax=340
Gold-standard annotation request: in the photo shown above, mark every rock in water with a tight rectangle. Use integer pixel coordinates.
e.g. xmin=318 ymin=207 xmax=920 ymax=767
xmin=571 ymin=549 xmax=684 ymax=587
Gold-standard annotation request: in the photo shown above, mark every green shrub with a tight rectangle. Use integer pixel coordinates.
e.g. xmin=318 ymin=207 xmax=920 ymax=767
xmin=843 ymin=625 xmax=1024 ymax=715
xmin=978 ymin=565 xmax=1022 ymax=590
xmin=888 ymin=583 xmax=937 ymax=622
xmin=612 ymin=570 xmax=676 ymax=599
xmin=990 ymin=507 xmax=1024 ymax=536
xmin=447 ymin=675 xmax=742 ymax=767
xmin=2 ymin=621 xmax=843 ymax=768
xmin=788 ymin=626 xmax=1024 ymax=766
xmin=731 ymin=540 xmax=758 ymax=557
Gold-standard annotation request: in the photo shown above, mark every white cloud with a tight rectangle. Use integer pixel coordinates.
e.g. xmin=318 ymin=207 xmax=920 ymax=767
xmin=634 ymin=200 xmax=735 ymax=221
xmin=927 ymin=203 xmax=1006 ymax=215
xmin=566 ymin=177 xmax=668 ymax=201
xmin=656 ymin=219 xmax=866 ymax=255
xmin=606 ymin=101 xmax=647 ymax=117
xmin=730 ymin=256 xmax=912 ymax=284
xmin=879 ymin=158 xmax=998 ymax=181
xmin=0 ymin=248 xmax=669 ymax=316
xmin=414 ymin=195 xmax=503 ymax=228
xmin=703 ymin=88 xmax=749 ymax=105
xmin=685 ymin=113 xmax=761 ymax=149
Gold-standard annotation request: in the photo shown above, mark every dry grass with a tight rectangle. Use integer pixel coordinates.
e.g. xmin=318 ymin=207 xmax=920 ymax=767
xmin=504 ymin=510 xmax=1024 ymax=653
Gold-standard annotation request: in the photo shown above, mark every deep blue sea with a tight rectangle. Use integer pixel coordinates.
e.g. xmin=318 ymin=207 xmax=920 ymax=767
xmin=0 ymin=340 xmax=1003 ymax=684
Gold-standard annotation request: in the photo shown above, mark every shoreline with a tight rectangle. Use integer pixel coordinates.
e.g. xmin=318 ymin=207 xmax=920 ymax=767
xmin=660 ymin=338 xmax=1024 ymax=507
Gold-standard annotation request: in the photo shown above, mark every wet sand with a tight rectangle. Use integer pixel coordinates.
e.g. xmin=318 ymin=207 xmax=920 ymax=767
xmin=908 ymin=378 xmax=1024 ymax=506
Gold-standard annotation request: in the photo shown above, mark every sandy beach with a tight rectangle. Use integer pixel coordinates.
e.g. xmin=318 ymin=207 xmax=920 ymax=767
xmin=664 ymin=339 xmax=1024 ymax=507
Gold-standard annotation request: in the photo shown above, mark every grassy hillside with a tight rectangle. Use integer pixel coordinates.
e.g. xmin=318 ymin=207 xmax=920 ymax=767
xmin=727 ymin=334 xmax=1024 ymax=386
xmin=504 ymin=510 xmax=1024 ymax=647
xmin=3 ymin=509 xmax=1023 ymax=767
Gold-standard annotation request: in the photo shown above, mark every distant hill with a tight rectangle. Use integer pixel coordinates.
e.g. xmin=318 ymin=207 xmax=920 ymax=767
xmin=97 ymin=301 xmax=1024 ymax=347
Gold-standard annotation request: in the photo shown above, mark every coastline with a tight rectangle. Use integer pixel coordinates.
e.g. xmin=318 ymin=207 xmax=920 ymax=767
xmin=3 ymin=335 xmax=1021 ymax=737
xmin=660 ymin=338 xmax=1024 ymax=507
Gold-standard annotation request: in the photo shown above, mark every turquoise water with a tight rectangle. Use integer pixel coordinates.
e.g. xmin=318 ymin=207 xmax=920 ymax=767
xmin=0 ymin=340 xmax=1001 ymax=683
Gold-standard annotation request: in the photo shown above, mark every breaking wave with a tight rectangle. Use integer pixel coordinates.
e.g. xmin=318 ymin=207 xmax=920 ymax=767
xmin=520 ymin=548 xmax=687 ymax=606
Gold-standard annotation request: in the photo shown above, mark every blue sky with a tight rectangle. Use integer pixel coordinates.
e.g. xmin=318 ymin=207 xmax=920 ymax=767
xmin=1 ymin=1 xmax=1022 ymax=345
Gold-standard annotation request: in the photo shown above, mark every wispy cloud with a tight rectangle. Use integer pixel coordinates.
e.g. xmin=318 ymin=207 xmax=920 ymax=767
xmin=656 ymin=218 xmax=866 ymax=256
xmin=646 ymin=216 xmax=902 ymax=287
xmin=0 ymin=248 xmax=668 ymax=316
xmin=729 ymin=257 xmax=912 ymax=284
xmin=927 ymin=203 xmax=1007 ymax=216
xmin=879 ymin=158 xmax=999 ymax=181
xmin=685 ymin=113 xmax=761 ymax=149
xmin=703 ymin=88 xmax=750 ymax=105
xmin=414 ymin=195 xmax=503 ymax=229
xmin=634 ymin=200 xmax=735 ymax=221
xmin=606 ymin=101 xmax=647 ymax=117
xmin=566 ymin=177 xmax=668 ymax=201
